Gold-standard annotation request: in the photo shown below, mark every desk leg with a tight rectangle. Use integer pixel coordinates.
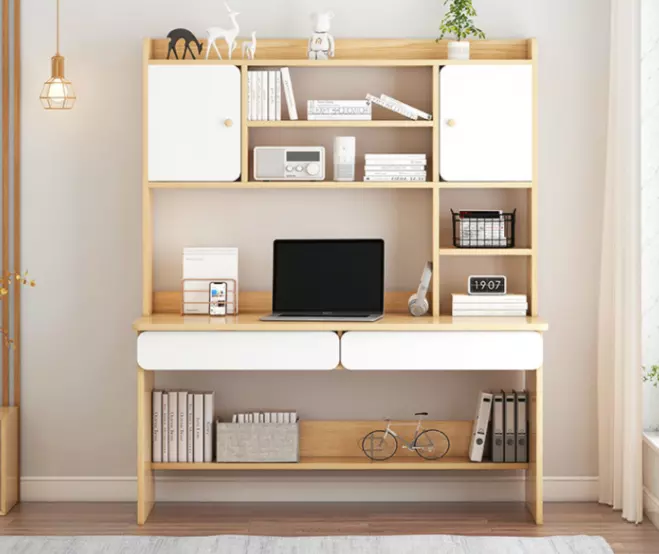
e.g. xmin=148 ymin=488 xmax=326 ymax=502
xmin=525 ymin=365 xmax=543 ymax=524
xmin=137 ymin=366 xmax=154 ymax=525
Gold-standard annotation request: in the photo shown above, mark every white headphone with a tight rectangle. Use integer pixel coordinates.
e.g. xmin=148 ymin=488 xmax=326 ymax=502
xmin=408 ymin=261 xmax=432 ymax=317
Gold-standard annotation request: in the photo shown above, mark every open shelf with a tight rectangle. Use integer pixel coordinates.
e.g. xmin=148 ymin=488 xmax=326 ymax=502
xmin=148 ymin=181 xmax=434 ymax=190
xmin=248 ymin=120 xmax=433 ymax=128
xmin=149 ymin=59 xmax=533 ymax=68
xmin=152 ymin=457 xmax=529 ymax=471
xmin=439 ymin=182 xmax=533 ymax=189
xmin=439 ymin=247 xmax=533 ymax=256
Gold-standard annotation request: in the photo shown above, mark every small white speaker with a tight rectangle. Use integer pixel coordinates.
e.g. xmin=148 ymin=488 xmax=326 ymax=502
xmin=334 ymin=137 xmax=356 ymax=181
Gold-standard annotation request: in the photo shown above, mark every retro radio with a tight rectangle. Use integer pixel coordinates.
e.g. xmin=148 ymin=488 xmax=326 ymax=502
xmin=253 ymin=146 xmax=325 ymax=181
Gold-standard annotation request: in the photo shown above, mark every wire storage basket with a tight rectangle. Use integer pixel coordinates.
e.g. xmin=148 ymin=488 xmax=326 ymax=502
xmin=451 ymin=209 xmax=516 ymax=248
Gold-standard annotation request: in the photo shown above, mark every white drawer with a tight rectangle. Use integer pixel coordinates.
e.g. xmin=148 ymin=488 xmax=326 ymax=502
xmin=341 ymin=331 xmax=543 ymax=370
xmin=137 ymin=331 xmax=340 ymax=370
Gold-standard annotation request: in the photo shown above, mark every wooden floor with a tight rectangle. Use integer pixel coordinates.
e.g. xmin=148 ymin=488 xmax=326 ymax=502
xmin=0 ymin=503 xmax=657 ymax=553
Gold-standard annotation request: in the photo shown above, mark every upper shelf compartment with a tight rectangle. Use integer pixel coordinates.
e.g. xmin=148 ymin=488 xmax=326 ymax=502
xmin=146 ymin=38 xmax=535 ymax=65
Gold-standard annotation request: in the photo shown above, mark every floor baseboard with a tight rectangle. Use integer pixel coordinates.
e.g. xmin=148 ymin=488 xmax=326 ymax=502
xmin=20 ymin=475 xmax=599 ymax=503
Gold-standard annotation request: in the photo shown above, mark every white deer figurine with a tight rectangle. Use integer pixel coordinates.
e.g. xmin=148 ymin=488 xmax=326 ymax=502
xmin=205 ymin=3 xmax=240 ymax=60
xmin=242 ymin=31 xmax=257 ymax=60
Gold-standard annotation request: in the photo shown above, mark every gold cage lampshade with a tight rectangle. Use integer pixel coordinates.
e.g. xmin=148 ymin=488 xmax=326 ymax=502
xmin=40 ymin=55 xmax=76 ymax=110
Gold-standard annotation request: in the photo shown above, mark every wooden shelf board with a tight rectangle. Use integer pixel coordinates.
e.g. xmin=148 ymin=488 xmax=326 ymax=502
xmin=133 ymin=313 xmax=548 ymax=332
xmin=439 ymin=181 xmax=533 ymax=189
xmin=149 ymin=59 xmax=532 ymax=68
xmin=248 ymin=120 xmax=433 ymax=128
xmin=440 ymin=247 xmax=533 ymax=256
xmin=148 ymin=181 xmax=435 ymax=190
xmin=151 ymin=456 xmax=529 ymax=471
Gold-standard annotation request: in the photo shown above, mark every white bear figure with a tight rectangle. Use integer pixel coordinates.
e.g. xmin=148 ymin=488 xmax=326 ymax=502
xmin=308 ymin=11 xmax=335 ymax=60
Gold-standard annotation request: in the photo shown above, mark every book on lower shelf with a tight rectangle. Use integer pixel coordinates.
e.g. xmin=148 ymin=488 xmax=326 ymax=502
xmin=364 ymin=154 xmax=427 ymax=182
xmin=452 ymin=294 xmax=528 ymax=317
xmin=151 ymin=390 xmax=214 ymax=463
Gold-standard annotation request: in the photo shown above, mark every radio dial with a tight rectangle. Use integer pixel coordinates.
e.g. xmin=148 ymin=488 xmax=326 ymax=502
xmin=306 ymin=163 xmax=320 ymax=176
xmin=286 ymin=165 xmax=293 ymax=171
xmin=295 ymin=165 xmax=303 ymax=172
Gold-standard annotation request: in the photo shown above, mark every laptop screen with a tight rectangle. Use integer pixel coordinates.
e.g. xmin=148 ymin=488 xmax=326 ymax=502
xmin=272 ymin=239 xmax=385 ymax=314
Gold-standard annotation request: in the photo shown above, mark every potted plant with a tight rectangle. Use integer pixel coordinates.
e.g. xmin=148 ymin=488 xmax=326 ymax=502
xmin=644 ymin=365 xmax=659 ymax=432
xmin=438 ymin=0 xmax=486 ymax=61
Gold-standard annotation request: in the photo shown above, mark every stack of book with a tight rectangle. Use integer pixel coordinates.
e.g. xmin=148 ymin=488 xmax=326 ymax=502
xmin=452 ymin=294 xmax=528 ymax=317
xmin=365 ymin=94 xmax=432 ymax=121
xmin=456 ymin=210 xmax=506 ymax=247
xmin=232 ymin=411 xmax=298 ymax=423
xmin=248 ymin=68 xmax=298 ymax=121
xmin=152 ymin=391 xmax=214 ymax=463
xmin=364 ymin=154 xmax=427 ymax=182
xmin=307 ymin=100 xmax=372 ymax=121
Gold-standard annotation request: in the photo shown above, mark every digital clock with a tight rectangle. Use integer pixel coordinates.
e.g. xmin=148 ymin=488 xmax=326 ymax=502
xmin=468 ymin=275 xmax=507 ymax=295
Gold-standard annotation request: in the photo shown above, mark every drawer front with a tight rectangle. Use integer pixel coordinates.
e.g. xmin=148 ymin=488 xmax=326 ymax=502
xmin=138 ymin=332 xmax=339 ymax=370
xmin=341 ymin=331 xmax=543 ymax=370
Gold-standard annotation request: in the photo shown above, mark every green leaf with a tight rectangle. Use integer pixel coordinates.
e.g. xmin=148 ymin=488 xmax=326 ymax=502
xmin=438 ymin=0 xmax=486 ymax=41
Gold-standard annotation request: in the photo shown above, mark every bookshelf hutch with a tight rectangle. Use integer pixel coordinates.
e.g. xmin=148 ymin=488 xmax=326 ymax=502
xmin=134 ymin=37 xmax=547 ymax=525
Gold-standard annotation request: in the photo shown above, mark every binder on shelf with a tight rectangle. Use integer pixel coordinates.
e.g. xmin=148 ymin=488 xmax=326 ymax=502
xmin=177 ymin=391 xmax=188 ymax=463
xmin=491 ymin=392 xmax=504 ymax=463
xmin=504 ymin=391 xmax=516 ymax=462
xmin=162 ymin=393 xmax=169 ymax=462
xmin=469 ymin=392 xmax=493 ymax=462
xmin=152 ymin=391 xmax=162 ymax=463
xmin=167 ymin=391 xmax=178 ymax=463
xmin=515 ymin=391 xmax=528 ymax=463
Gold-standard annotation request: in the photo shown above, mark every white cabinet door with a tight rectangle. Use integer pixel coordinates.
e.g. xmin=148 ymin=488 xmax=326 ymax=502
xmin=148 ymin=66 xmax=241 ymax=182
xmin=439 ymin=66 xmax=532 ymax=182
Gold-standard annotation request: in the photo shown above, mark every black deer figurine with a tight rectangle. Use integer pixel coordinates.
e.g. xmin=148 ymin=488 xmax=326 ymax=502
xmin=167 ymin=29 xmax=203 ymax=60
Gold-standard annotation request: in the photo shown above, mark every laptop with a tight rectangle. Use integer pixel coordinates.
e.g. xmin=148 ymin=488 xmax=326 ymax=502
xmin=261 ymin=239 xmax=385 ymax=322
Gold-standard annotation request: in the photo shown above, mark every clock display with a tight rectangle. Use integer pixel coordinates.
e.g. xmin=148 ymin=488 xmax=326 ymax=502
xmin=468 ymin=275 xmax=506 ymax=295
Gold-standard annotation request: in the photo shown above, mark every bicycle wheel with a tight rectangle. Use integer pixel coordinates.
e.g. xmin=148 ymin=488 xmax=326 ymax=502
xmin=361 ymin=430 xmax=398 ymax=461
xmin=413 ymin=429 xmax=450 ymax=460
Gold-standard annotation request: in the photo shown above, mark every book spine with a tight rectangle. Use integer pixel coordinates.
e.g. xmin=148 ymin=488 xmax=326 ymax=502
xmin=275 ymin=72 xmax=282 ymax=121
xmin=452 ymin=310 xmax=528 ymax=317
xmin=255 ymin=72 xmax=262 ymax=120
xmin=261 ymin=71 xmax=268 ymax=122
xmin=364 ymin=171 xmax=426 ymax=177
xmin=280 ymin=67 xmax=298 ymax=120
xmin=365 ymin=154 xmax=427 ymax=160
xmin=177 ymin=391 xmax=187 ymax=463
xmin=364 ymin=165 xmax=426 ymax=171
xmin=167 ymin=392 xmax=178 ymax=463
xmin=187 ymin=394 xmax=194 ymax=462
xmin=203 ymin=392 xmax=214 ymax=463
xmin=161 ymin=392 xmax=168 ymax=462
xmin=194 ymin=394 xmax=204 ymax=463
xmin=268 ymin=71 xmax=276 ymax=121
xmin=152 ymin=391 xmax=162 ymax=463
xmin=365 ymin=94 xmax=417 ymax=120
xmin=250 ymin=71 xmax=257 ymax=121
xmin=380 ymin=94 xmax=432 ymax=120
xmin=364 ymin=175 xmax=426 ymax=182
xmin=247 ymin=72 xmax=252 ymax=121
xmin=308 ymin=114 xmax=371 ymax=121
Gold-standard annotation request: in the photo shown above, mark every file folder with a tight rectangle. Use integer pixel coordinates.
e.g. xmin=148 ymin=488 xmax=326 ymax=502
xmin=504 ymin=391 xmax=516 ymax=462
xmin=469 ymin=392 xmax=493 ymax=462
xmin=491 ymin=392 xmax=504 ymax=462
xmin=515 ymin=391 xmax=528 ymax=463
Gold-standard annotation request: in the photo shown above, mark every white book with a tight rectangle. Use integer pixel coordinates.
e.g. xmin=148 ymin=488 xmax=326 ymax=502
xmin=193 ymin=394 xmax=204 ymax=463
xmin=365 ymin=165 xmax=426 ymax=171
xmin=453 ymin=294 xmax=527 ymax=304
xmin=469 ymin=392 xmax=493 ymax=462
xmin=364 ymin=175 xmax=426 ymax=182
xmin=255 ymin=72 xmax=262 ymax=120
xmin=264 ymin=413 xmax=271 ymax=423
xmin=365 ymin=160 xmax=426 ymax=166
xmin=268 ymin=71 xmax=276 ymax=121
xmin=238 ymin=413 xmax=245 ymax=423
xmin=177 ymin=391 xmax=187 ymax=463
xmin=290 ymin=412 xmax=297 ymax=423
xmin=308 ymin=114 xmax=372 ymax=121
xmin=380 ymin=94 xmax=432 ymax=120
xmin=364 ymin=171 xmax=427 ymax=177
xmin=203 ymin=392 xmax=214 ymax=463
xmin=250 ymin=72 xmax=257 ymax=121
xmin=453 ymin=302 xmax=528 ymax=311
xmin=366 ymin=94 xmax=417 ymax=120
xmin=232 ymin=414 xmax=237 ymax=423
xmin=152 ymin=391 xmax=162 ymax=463
xmin=187 ymin=394 xmax=194 ymax=462
xmin=247 ymin=72 xmax=252 ymax=121
xmin=280 ymin=67 xmax=298 ymax=120
xmin=261 ymin=71 xmax=268 ymax=122
xmin=167 ymin=392 xmax=178 ymax=463
xmin=452 ymin=310 xmax=528 ymax=317
xmin=365 ymin=153 xmax=426 ymax=160
xmin=161 ymin=393 xmax=168 ymax=462
xmin=275 ymin=72 xmax=282 ymax=120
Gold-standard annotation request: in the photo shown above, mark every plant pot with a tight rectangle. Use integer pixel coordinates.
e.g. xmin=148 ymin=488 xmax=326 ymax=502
xmin=448 ymin=41 xmax=470 ymax=60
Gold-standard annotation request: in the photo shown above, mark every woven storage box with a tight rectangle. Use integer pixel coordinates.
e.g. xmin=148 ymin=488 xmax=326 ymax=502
xmin=216 ymin=423 xmax=299 ymax=462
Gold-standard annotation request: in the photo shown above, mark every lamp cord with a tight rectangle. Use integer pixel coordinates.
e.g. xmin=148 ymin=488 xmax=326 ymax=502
xmin=56 ymin=0 xmax=60 ymax=54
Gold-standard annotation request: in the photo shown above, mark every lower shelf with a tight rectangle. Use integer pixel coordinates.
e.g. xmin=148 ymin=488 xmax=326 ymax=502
xmin=151 ymin=456 xmax=529 ymax=471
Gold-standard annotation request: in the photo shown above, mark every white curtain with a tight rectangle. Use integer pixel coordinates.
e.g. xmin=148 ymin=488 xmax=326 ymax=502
xmin=598 ymin=0 xmax=643 ymax=524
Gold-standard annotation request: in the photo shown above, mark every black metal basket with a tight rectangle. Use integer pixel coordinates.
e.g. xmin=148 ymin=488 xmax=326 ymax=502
xmin=451 ymin=209 xmax=516 ymax=248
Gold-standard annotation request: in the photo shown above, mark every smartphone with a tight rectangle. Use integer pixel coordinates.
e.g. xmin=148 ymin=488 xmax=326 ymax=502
xmin=209 ymin=281 xmax=228 ymax=316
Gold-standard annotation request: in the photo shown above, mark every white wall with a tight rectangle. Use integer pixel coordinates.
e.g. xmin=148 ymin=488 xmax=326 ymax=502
xmin=21 ymin=0 xmax=609 ymax=498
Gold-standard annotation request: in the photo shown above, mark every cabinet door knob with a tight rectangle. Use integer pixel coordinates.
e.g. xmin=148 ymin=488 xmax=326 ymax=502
xmin=446 ymin=119 xmax=456 ymax=127
xmin=224 ymin=119 xmax=233 ymax=128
